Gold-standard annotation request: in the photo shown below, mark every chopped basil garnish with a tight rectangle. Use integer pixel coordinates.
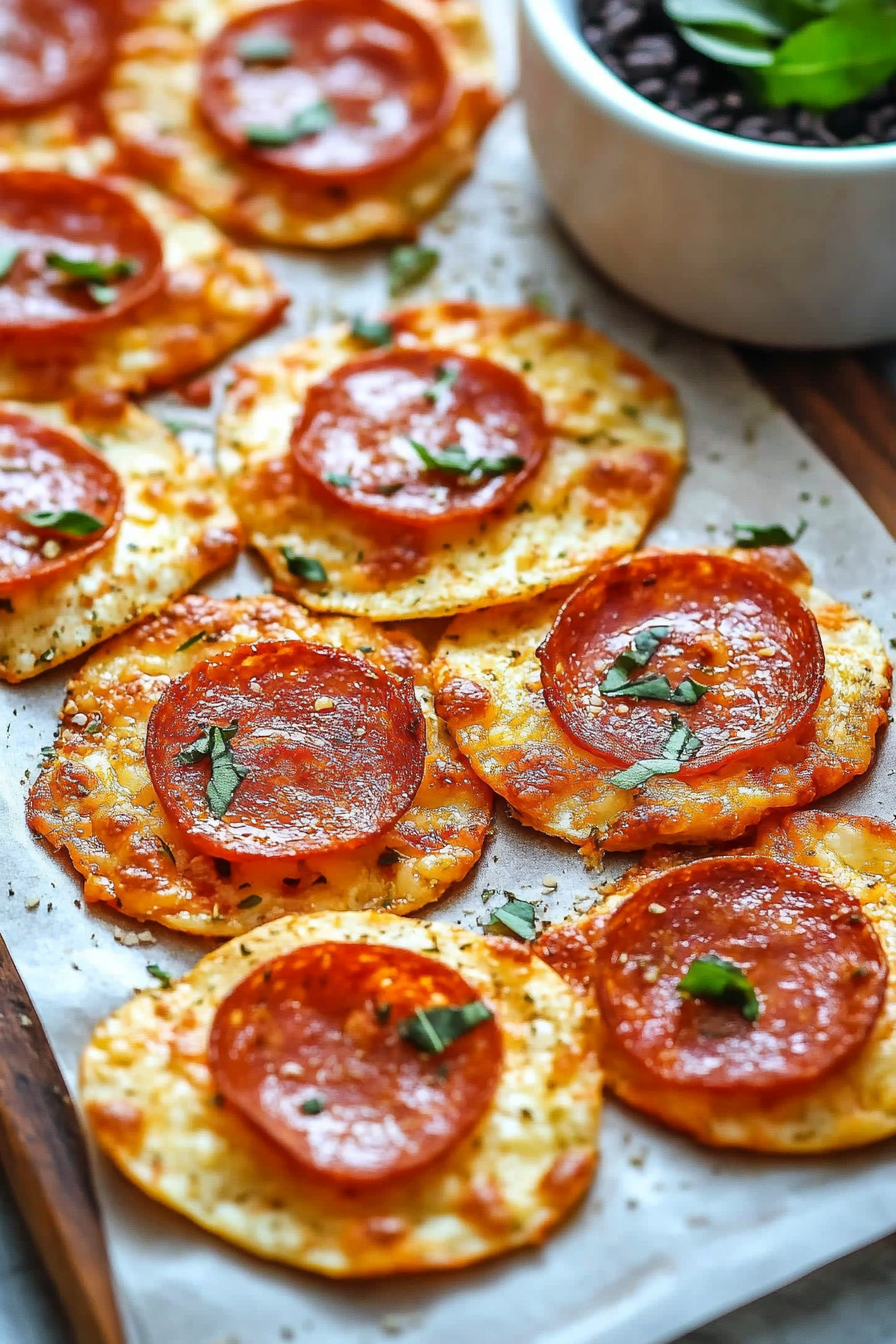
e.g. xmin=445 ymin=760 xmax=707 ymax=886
xmin=237 ymin=32 xmax=295 ymax=63
xmin=176 ymin=720 xmax=248 ymax=819
xmin=409 ymin=438 xmax=524 ymax=482
xmin=600 ymin=624 xmax=670 ymax=693
xmin=377 ymin=482 xmax=403 ymax=496
xmin=20 ymin=509 xmax=104 ymax=536
xmin=350 ymin=316 xmax=393 ymax=347
xmin=603 ymin=673 xmax=710 ymax=705
xmin=377 ymin=847 xmax=401 ymax=866
xmin=245 ymin=99 xmax=335 ymax=146
xmin=282 ymin=547 xmax=327 ymax=582
xmin=176 ymin=630 xmax=208 ymax=652
xmin=677 ymin=953 xmax=760 ymax=1022
xmin=46 ymin=252 xmax=140 ymax=283
xmin=0 ymin=246 xmax=20 ymax=281
xmin=301 ymin=1095 xmax=326 ymax=1115
xmin=423 ymin=364 xmax=459 ymax=403
xmin=610 ymin=713 xmax=702 ymax=790
xmin=388 ymin=243 xmax=439 ymax=297
xmin=157 ymin=838 xmax=175 ymax=864
xmin=397 ymin=1001 xmax=493 ymax=1054
xmin=488 ymin=896 xmax=537 ymax=941
xmin=147 ymin=963 xmax=173 ymax=989
xmin=374 ymin=1002 xmax=392 ymax=1024
xmin=732 ymin=519 xmax=807 ymax=548
xmin=238 ymin=893 xmax=262 ymax=909
xmin=324 ymin=472 xmax=354 ymax=488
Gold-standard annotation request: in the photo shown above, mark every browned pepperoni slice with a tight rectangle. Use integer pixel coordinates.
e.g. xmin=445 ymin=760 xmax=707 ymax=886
xmin=0 ymin=409 xmax=123 ymax=596
xmin=209 ymin=942 xmax=502 ymax=1185
xmin=537 ymin=551 xmax=825 ymax=777
xmin=598 ymin=856 xmax=887 ymax=1095
xmin=291 ymin=348 xmax=549 ymax=527
xmin=145 ymin=640 xmax=427 ymax=862
xmin=0 ymin=0 xmax=113 ymax=114
xmin=0 ymin=172 xmax=164 ymax=340
xmin=198 ymin=0 xmax=454 ymax=184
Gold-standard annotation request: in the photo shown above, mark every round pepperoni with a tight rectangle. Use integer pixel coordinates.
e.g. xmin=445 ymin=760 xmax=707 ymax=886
xmin=198 ymin=0 xmax=454 ymax=184
xmin=0 ymin=0 xmax=113 ymax=114
xmin=598 ymin=856 xmax=887 ymax=1095
xmin=0 ymin=172 xmax=165 ymax=340
xmin=145 ymin=640 xmax=427 ymax=861
xmin=291 ymin=348 xmax=549 ymax=527
xmin=0 ymin=410 xmax=123 ymax=596
xmin=538 ymin=551 xmax=825 ymax=777
xmin=209 ymin=942 xmax=502 ymax=1185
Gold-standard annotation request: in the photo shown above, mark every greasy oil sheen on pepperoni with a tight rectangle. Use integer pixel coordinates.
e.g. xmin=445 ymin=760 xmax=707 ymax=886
xmin=199 ymin=0 xmax=454 ymax=182
xmin=145 ymin=640 xmax=426 ymax=861
xmin=0 ymin=410 xmax=123 ymax=596
xmin=0 ymin=0 xmax=112 ymax=114
xmin=598 ymin=856 xmax=887 ymax=1094
xmin=291 ymin=348 xmax=549 ymax=527
xmin=0 ymin=171 xmax=164 ymax=339
xmin=209 ymin=942 xmax=502 ymax=1185
xmin=538 ymin=551 xmax=825 ymax=776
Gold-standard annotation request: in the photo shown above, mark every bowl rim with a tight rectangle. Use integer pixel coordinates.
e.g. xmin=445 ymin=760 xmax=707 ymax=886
xmin=521 ymin=0 xmax=896 ymax=175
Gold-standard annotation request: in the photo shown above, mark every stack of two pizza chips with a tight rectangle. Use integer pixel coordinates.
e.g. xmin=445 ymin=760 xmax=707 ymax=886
xmin=4 ymin=0 xmax=895 ymax=1285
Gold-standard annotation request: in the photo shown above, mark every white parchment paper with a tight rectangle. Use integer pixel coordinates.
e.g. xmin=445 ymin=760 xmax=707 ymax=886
xmin=4 ymin=5 xmax=896 ymax=1342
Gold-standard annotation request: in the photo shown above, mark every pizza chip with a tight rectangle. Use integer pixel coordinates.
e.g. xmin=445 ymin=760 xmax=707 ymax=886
xmin=0 ymin=400 xmax=240 ymax=681
xmin=218 ymin=302 xmax=686 ymax=620
xmin=0 ymin=168 xmax=287 ymax=400
xmin=27 ymin=594 xmax=493 ymax=935
xmin=81 ymin=910 xmax=601 ymax=1275
xmin=539 ymin=809 xmax=896 ymax=1154
xmin=432 ymin=547 xmax=891 ymax=850
xmin=104 ymin=0 xmax=501 ymax=248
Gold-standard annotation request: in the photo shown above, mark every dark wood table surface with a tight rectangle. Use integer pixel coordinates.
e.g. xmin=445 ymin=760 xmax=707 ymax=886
xmin=5 ymin=348 xmax=896 ymax=1344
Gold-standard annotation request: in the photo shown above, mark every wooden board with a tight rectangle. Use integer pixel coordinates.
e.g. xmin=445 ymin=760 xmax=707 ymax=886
xmin=2 ymin=350 xmax=896 ymax=1344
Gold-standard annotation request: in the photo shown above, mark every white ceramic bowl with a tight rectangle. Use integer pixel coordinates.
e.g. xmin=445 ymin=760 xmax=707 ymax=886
xmin=519 ymin=0 xmax=896 ymax=348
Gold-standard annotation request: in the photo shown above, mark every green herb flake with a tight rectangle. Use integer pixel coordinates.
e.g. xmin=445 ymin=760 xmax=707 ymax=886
xmin=177 ymin=630 xmax=208 ymax=652
xmin=397 ymin=1001 xmax=493 ymax=1054
xmin=377 ymin=847 xmax=401 ymax=866
xmin=350 ymin=316 xmax=393 ymax=347
xmin=677 ymin=953 xmax=760 ymax=1022
xmin=237 ymin=32 xmax=295 ymax=63
xmin=599 ymin=624 xmax=670 ymax=693
xmin=732 ymin=519 xmax=807 ymax=548
xmin=245 ymin=99 xmax=335 ymax=147
xmin=377 ymin=482 xmax=403 ymax=496
xmin=409 ymin=438 xmax=524 ymax=482
xmin=488 ymin=896 xmax=537 ymax=942
xmin=20 ymin=508 xmax=105 ymax=536
xmin=603 ymin=672 xmax=710 ymax=705
xmin=301 ymin=1095 xmax=326 ymax=1115
xmin=176 ymin=720 xmax=248 ymax=819
xmin=0 ymin=246 xmax=20 ymax=281
xmin=324 ymin=472 xmax=355 ymax=488
xmin=237 ymin=893 xmax=262 ymax=909
xmin=147 ymin=963 xmax=173 ymax=989
xmin=374 ymin=1002 xmax=392 ymax=1025
xmin=610 ymin=713 xmax=702 ymax=790
xmin=46 ymin=252 xmax=139 ymax=283
xmin=157 ymin=838 xmax=176 ymax=864
xmin=423 ymin=364 xmax=460 ymax=403
xmin=87 ymin=283 xmax=118 ymax=307
xmin=388 ymin=244 xmax=440 ymax=297
xmin=282 ymin=547 xmax=327 ymax=582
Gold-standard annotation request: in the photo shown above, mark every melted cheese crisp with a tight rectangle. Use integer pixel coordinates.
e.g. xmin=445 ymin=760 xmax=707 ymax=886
xmin=218 ymin=302 xmax=686 ymax=620
xmin=432 ymin=549 xmax=891 ymax=850
xmin=0 ymin=104 xmax=116 ymax=177
xmin=27 ymin=594 xmax=493 ymax=934
xmin=81 ymin=911 xmax=600 ymax=1275
xmin=544 ymin=810 xmax=896 ymax=1153
xmin=0 ymin=401 xmax=240 ymax=681
xmin=0 ymin=175 xmax=287 ymax=400
xmin=103 ymin=0 xmax=500 ymax=248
